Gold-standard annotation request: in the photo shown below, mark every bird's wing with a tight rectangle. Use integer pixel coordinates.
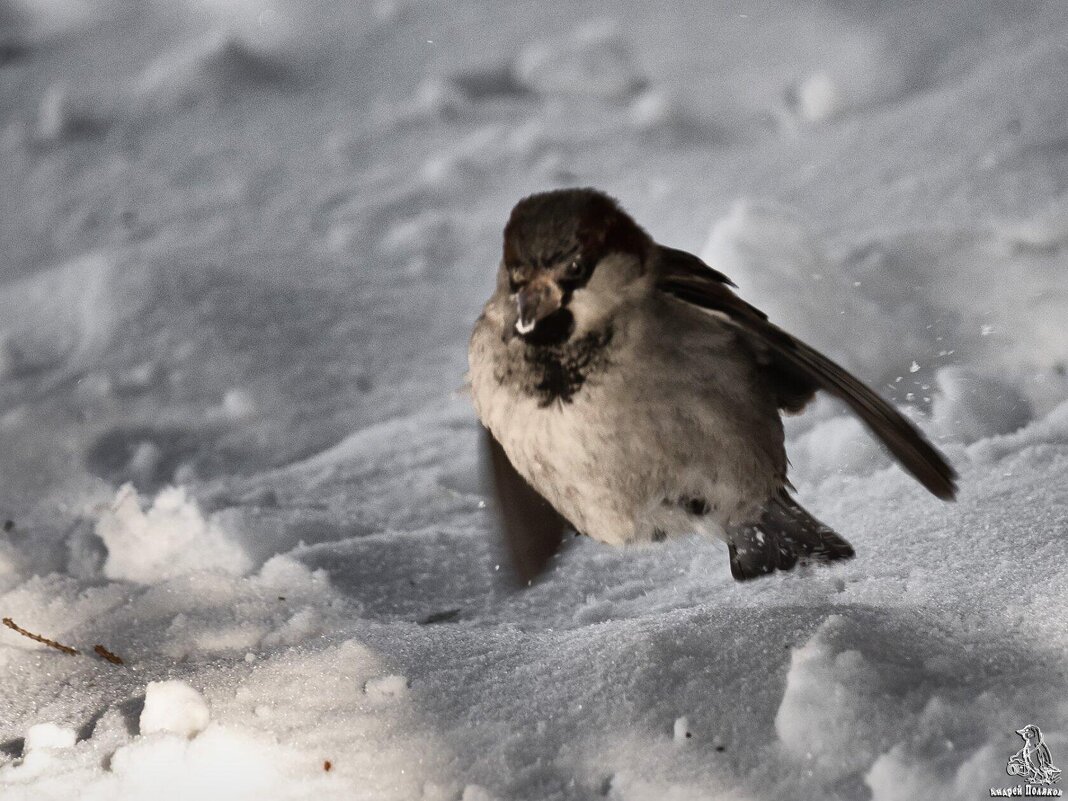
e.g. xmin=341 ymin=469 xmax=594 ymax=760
xmin=657 ymin=244 xmax=738 ymax=288
xmin=480 ymin=426 xmax=570 ymax=586
xmin=655 ymin=245 xmax=958 ymax=500
xmin=1038 ymin=743 xmax=1054 ymax=768
xmin=657 ymin=246 xmax=818 ymax=412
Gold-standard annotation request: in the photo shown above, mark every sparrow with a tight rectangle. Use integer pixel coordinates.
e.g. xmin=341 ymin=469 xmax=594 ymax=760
xmin=468 ymin=188 xmax=956 ymax=584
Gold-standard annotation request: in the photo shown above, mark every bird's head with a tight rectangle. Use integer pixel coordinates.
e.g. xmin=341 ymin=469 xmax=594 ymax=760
xmin=1018 ymin=725 xmax=1041 ymax=742
xmin=499 ymin=188 xmax=653 ymax=346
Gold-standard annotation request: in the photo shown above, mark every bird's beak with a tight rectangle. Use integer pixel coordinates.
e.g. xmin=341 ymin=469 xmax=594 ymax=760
xmin=1017 ymin=729 xmax=1026 ymax=736
xmin=515 ymin=277 xmax=563 ymax=335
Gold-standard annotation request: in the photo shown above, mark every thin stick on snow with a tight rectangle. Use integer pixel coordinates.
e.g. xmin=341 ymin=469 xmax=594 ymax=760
xmin=2 ymin=617 xmax=80 ymax=656
xmin=93 ymin=644 xmax=124 ymax=665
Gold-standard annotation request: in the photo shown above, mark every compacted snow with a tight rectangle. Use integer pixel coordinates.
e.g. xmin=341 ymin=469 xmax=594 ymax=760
xmin=1 ymin=1 xmax=1066 ymax=799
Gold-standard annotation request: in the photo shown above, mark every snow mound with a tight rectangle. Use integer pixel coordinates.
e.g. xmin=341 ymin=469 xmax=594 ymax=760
xmin=140 ymin=680 xmax=210 ymax=737
xmin=703 ymin=199 xmax=1068 ymax=419
xmin=514 ymin=21 xmax=646 ymax=100
xmin=776 ymin=616 xmax=902 ymax=780
xmin=95 ymin=484 xmax=252 ymax=583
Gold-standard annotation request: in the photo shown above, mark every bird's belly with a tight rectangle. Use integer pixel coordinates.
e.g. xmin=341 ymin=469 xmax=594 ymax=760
xmin=500 ymin=392 xmax=643 ymax=545
xmin=477 ymin=371 xmax=780 ymax=547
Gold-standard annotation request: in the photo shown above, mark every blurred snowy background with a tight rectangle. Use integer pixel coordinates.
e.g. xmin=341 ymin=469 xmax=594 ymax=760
xmin=0 ymin=0 xmax=1066 ymax=798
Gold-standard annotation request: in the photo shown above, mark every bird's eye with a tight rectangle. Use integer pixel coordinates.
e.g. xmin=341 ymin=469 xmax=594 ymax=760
xmin=562 ymin=256 xmax=588 ymax=282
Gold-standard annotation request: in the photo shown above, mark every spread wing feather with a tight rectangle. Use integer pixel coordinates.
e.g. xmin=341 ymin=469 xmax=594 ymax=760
xmin=656 ymin=245 xmax=957 ymax=500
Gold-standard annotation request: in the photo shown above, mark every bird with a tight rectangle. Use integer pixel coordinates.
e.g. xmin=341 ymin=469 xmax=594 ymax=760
xmin=467 ymin=187 xmax=956 ymax=584
xmin=1012 ymin=725 xmax=1061 ymax=784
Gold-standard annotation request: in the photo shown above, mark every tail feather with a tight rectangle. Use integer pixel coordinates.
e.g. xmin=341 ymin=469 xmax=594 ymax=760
xmin=727 ymin=491 xmax=854 ymax=581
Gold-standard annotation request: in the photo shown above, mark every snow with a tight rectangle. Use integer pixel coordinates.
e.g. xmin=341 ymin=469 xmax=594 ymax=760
xmin=96 ymin=484 xmax=252 ymax=583
xmin=364 ymin=674 xmax=409 ymax=701
xmin=23 ymin=724 xmax=77 ymax=752
xmin=139 ymin=680 xmax=211 ymax=738
xmin=1 ymin=0 xmax=1067 ymax=799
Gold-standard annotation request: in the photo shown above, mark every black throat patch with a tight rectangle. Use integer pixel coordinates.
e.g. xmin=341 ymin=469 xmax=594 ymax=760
xmin=520 ymin=326 xmax=614 ymax=406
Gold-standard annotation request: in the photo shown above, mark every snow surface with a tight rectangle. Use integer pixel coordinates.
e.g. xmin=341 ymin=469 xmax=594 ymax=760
xmin=1 ymin=1 xmax=1066 ymax=799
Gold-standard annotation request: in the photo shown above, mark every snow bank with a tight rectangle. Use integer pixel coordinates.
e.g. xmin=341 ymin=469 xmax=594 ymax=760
xmin=967 ymin=398 xmax=1068 ymax=464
